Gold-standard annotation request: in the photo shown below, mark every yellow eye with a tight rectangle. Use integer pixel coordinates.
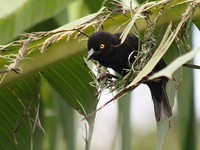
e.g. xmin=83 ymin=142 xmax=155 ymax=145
xmin=100 ymin=44 xmax=105 ymax=49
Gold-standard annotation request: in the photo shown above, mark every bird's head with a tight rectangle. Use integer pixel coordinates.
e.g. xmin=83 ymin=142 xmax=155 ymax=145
xmin=87 ymin=31 xmax=118 ymax=62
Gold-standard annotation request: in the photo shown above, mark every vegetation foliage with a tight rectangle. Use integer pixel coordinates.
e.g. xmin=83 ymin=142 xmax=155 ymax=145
xmin=0 ymin=0 xmax=200 ymax=150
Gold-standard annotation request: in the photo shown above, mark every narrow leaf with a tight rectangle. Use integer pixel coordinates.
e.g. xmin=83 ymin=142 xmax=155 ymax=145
xmin=149 ymin=46 xmax=200 ymax=80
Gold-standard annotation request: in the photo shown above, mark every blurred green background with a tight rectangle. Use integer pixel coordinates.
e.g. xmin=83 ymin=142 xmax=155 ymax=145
xmin=0 ymin=0 xmax=199 ymax=150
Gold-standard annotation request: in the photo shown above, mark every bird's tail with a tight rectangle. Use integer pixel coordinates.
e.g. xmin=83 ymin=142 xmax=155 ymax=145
xmin=147 ymin=80 xmax=172 ymax=122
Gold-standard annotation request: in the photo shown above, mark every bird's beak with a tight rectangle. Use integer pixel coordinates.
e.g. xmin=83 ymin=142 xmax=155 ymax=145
xmin=87 ymin=48 xmax=95 ymax=61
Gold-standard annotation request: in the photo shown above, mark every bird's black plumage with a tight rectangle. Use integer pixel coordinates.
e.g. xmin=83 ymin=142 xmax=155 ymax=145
xmin=87 ymin=31 xmax=172 ymax=122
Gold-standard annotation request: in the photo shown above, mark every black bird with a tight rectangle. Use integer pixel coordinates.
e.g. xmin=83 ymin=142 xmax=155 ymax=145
xmin=87 ymin=31 xmax=172 ymax=122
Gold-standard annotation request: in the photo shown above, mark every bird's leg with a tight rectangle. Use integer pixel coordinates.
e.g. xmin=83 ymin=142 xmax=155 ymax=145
xmin=97 ymin=73 xmax=119 ymax=82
